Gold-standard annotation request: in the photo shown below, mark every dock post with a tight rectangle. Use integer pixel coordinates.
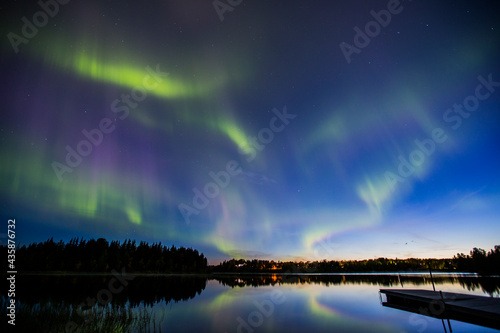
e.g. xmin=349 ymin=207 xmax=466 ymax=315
xmin=439 ymin=290 xmax=453 ymax=333
xmin=429 ymin=264 xmax=436 ymax=291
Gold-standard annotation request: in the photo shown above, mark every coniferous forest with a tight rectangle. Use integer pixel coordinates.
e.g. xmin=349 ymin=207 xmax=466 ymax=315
xmin=7 ymin=238 xmax=208 ymax=273
xmin=2 ymin=239 xmax=498 ymax=275
xmin=213 ymin=245 xmax=500 ymax=275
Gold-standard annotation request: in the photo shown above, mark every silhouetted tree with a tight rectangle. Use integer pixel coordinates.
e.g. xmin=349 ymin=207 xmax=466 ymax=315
xmin=211 ymin=246 xmax=499 ymax=275
xmin=5 ymin=238 xmax=208 ymax=273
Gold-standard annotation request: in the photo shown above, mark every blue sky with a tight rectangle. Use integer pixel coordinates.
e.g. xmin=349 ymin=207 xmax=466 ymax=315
xmin=1 ymin=0 xmax=499 ymax=264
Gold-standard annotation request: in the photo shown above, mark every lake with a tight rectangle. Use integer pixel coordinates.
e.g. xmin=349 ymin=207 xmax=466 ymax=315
xmin=2 ymin=273 xmax=499 ymax=332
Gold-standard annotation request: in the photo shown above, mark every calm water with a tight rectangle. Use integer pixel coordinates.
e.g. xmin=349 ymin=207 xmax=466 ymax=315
xmin=2 ymin=273 xmax=499 ymax=332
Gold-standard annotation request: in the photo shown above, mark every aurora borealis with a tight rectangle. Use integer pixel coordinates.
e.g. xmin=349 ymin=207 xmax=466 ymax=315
xmin=1 ymin=1 xmax=499 ymax=264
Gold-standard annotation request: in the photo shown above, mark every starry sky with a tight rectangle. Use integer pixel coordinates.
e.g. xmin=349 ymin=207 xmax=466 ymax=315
xmin=1 ymin=1 xmax=499 ymax=264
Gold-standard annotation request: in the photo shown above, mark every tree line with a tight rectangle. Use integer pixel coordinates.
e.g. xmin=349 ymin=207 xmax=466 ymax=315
xmin=6 ymin=238 xmax=208 ymax=273
xmin=4 ymin=240 xmax=497 ymax=275
xmin=213 ymin=245 xmax=500 ymax=275
xmin=454 ymin=246 xmax=500 ymax=275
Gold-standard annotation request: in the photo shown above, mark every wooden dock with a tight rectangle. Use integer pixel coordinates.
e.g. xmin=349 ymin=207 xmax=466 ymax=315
xmin=380 ymin=289 xmax=500 ymax=330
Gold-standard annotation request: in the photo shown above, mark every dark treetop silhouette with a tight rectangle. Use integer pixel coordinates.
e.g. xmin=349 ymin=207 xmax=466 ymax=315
xmin=6 ymin=237 xmax=208 ymax=273
xmin=2 ymin=239 xmax=498 ymax=275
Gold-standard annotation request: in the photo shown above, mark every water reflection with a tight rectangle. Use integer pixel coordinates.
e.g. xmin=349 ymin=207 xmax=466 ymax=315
xmin=1 ymin=273 xmax=499 ymax=332
xmin=9 ymin=274 xmax=207 ymax=306
xmin=215 ymin=273 xmax=500 ymax=296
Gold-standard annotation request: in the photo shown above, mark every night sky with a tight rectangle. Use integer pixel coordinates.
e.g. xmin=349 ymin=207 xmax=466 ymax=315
xmin=1 ymin=1 xmax=499 ymax=264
